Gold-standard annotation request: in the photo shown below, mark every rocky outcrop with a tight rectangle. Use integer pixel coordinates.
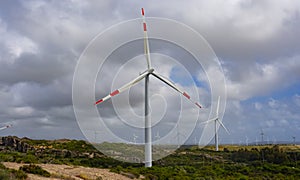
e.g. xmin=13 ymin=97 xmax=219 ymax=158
xmin=0 ymin=136 xmax=34 ymax=152
xmin=0 ymin=136 xmax=103 ymax=159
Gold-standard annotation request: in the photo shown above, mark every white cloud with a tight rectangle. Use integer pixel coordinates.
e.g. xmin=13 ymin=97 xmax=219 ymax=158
xmin=9 ymin=106 xmax=34 ymax=117
xmin=147 ymin=0 xmax=300 ymax=41
xmin=265 ymin=120 xmax=275 ymax=127
xmin=255 ymin=102 xmax=262 ymax=110
xmin=279 ymin=119 xmax=289 ymax=126
xmin=225 ymin=55 xmax=300 ymax=100
xmin=0 ymin=0 xmax=299 ymax=143
xmin=223 ymin=95 xmax=300 ymax=143
xmin=0 ymin=18 xmax=38 ymax=63
xmin=293 ymin=94 xmax=300 ymax=107
xmin=268 ymin=98 xmax=279 ymax=109
xmin=7 ymin=36 xmax=38 ymax=58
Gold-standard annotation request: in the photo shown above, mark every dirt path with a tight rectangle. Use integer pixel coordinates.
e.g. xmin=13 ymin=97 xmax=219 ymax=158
xmin=3 ymin=162 xmax=135 ymax=180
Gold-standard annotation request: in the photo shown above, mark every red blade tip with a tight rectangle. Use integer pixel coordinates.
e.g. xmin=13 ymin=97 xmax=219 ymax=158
xmin=110 ymin=90 xmax=119 ymax=97
xmin=141 ymin=8 xmax=145 ymax=16
xmin=183 ymin=92 xmax=191 ymax=99
xmin=95 ymin=99 xmax=103 ymax=105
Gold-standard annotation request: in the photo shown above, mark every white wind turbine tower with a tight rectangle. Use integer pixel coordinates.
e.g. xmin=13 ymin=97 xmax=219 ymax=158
xmin=155 ymin=131 xmax=160 ymax=141
xmin=204 ymin=96 xmax=229 ymax=151
xmin=273 ymin=136 xmax=277 ymax=145
xmin=175 ymin=123 xmax=186 ymax=148
xmin=0 ymin=124 xmax=12 ymax=131
xmin=260 ymin=129 xmax=264 ymax=145
xmin=245 ymin=136 xmax=249 ymax=146
xmin=133 ymin=134 xmax=138 ymax=144
xmin=292 ymin=136 xmax=296 ymax=145
xmin=95 ymin=8 xmax=202 ymax=167
xmin=256 ymin=137 xmax=258 ymax=145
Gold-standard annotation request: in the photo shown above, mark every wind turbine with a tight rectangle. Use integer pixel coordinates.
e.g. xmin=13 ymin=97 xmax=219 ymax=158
xmin=256 ymin=137 xmax=258 ymax=145
xmin=155 ymin=131 xmax=160 ymax=141
xmin=260 ymin=129 xmax=264 ymax=145
xmin=245 ymin=136 xmax=249 ymax=146
xmin=94 ymin=8 xmax=202 ymax=167
xmin=0 ymin=124 xmax=12 ymax=131
xmin=94 ymin=131 xmax=101 ymax=143
xmin=293 ymin=136 xmax=296 ymax=145
xmin=203 ymin=96 xmax=229 ymax=151
xmin=272 ymin=136 xmax=277 ymax=145
xmin=133 ymin=134 xmax=138 ymax=144
xmin=175 ymin=124 xmax=186 ymax=148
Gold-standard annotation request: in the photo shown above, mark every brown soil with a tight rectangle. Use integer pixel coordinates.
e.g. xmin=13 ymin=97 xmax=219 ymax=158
xmin=3 ymin=162 xmax=137 ymax=180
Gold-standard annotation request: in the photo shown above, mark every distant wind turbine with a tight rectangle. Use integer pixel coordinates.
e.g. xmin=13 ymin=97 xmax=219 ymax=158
xmin=293 ymin=136 xmax=296 ymax=145
xmin=94 ymin=8 xmax=202 ymax=167
xmin=94 ymin=131 xmax=100 ymax=142
xmin=245 ymin=136 xmax=249 ymax=146
xmin=256 ymin=137 xmax=258 ymax=145
xmin=175 ymin=124 xmax=186 ymax=148
xmin=203 ymin=96 xmax=229 ymax=151
xmin=155 ymin=131 xmax=160 ymax=141
xmin=133 ymin=134 xmax=138 ymax=144
xmin=272 ymin=136 xmax=277 ymax=145
xmin=260 ymin=129 xmax=264 ymax=145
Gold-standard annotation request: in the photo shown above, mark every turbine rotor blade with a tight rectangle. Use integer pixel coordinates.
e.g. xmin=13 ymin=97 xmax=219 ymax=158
xmin=216 ymin=96 xmax=220 ymax=116
xmin=141 ymin=8 xmax=151 ymax=69
xmin=217 ymin=119 xmax=230 ymax=134
xmin=198 ymin=118 xmax=217 ymax=126
xmin=0 ymin=124 xmax=11 ymax=131
xmin=151 ymin=72 xmax=202 ymax=109
xmin=95 ymin=69 xmax=154 ymax=105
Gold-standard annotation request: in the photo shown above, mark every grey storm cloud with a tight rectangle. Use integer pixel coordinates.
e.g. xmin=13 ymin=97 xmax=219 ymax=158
xmin=0 ymin=0 xmax=299 ymax=144
xmin=0 ymin=53 xmax=72 ymax=85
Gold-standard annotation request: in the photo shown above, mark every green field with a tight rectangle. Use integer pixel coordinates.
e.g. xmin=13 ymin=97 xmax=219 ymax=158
xmin=1 ymin=137 xmax=300 ymax=179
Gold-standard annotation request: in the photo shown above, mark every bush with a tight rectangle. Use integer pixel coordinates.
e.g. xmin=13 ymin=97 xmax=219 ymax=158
xmin=0 ymin=169 xmax=10 ymax=180
xmin=19 ymin=164 xmax=50 ymax=177
xmin=0 ymin=163 xmax=6 ymax=169
xmin=0 ymin=168 xmax=27 ymax=180
xmin=10 ymin=169 xmax=28 ymax=180
xmin=22 ymin=154 xmax=38 ymax=164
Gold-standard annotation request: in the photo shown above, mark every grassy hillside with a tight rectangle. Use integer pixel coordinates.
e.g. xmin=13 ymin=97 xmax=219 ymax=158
xmin=1 ymin=136 xmax=300 ymax=179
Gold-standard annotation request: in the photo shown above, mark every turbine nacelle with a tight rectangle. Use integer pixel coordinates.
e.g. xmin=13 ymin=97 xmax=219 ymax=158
xmin=202 ymin=96 xmax=229 ymax=133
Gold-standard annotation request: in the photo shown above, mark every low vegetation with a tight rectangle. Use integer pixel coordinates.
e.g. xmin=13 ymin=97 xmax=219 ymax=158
xmin=19 ymin=164 xmax=51 ymax=177
xmin=1 ymin=136 xmax=300 ymax=179
xmin=0 ymin=162 xmax=27 ymax=180
xmin=108 ymin=145 xmax=300 ymax=179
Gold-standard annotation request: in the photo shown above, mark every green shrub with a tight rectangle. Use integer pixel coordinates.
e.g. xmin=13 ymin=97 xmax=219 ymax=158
xmin=0 ymin=163 xmax=6 ymax=169
xmin=0 ymin=169 xmax=10 ymax=180
xmin=19 ymin=164 xmax=50 ymax=177
xmin=0 ymin=153 xmax=16 ymax=162
xmin=22 ymin=154 xmax=38 ymax=163
xmin=11 ymin=169 xmax=28 ymax=180
xmin=0 ymin=168 xmax=27 ymax=180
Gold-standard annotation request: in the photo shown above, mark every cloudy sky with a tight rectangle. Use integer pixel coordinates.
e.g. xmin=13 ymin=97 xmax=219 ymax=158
xmin=0 ymin=0 xmax=300 ymax=145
